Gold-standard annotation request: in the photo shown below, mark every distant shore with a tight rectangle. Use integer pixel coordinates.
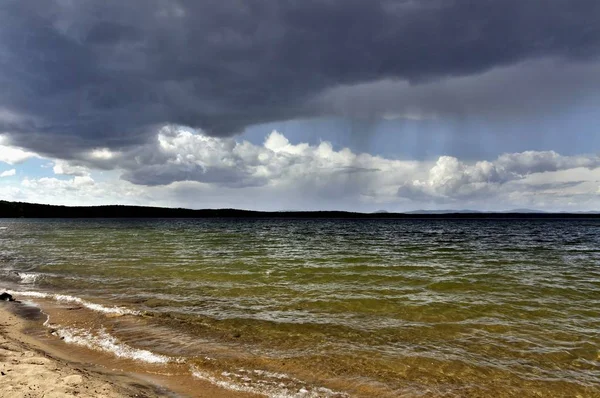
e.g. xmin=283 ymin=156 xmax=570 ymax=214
xmin=1 ymin=200 xmax=599 ymax=219
xmin=0 ymin=300 xmax=256 ymax=398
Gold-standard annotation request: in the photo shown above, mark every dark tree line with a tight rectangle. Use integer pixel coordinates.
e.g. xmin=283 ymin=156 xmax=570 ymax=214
xmin=0 ymin=200 xmax=599 ymax=219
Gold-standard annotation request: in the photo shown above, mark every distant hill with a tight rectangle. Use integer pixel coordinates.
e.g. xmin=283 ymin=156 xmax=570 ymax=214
xmin=502 ymin=208 xmax=547 ymax=214
xmin=406 ymin=209 xmax=550 ymax=214
xmin=1 ymin=200 xmax=599 ymax=219
xmin=406 ymin=209 xmax=482 ymax=214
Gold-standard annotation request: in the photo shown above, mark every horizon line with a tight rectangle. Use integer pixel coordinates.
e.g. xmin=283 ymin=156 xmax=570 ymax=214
xmin=1 ymin=200 xmax=599 ymax=218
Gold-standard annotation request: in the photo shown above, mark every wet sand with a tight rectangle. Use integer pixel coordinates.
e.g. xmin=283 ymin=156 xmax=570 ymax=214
xmin=0 ymin=301 xmax=258 ymax=398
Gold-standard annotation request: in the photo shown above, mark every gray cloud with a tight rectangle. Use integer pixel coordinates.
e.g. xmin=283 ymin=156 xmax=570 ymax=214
xmin=314 ymin=58 xmax=600 ymax=121
xmin=1 ymin=0 xmax=600 ymax=159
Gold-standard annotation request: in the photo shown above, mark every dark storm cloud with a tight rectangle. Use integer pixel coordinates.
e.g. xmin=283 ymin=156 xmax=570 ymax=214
xmin=1 ymin=0 xmax=599 ymax=158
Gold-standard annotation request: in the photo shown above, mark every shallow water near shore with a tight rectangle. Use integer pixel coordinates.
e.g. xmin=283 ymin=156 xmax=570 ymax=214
xmin=1 ymin=218 xmax=600 ymax=397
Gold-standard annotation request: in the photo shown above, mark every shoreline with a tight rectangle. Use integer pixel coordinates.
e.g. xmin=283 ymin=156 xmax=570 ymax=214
xmin=0 ymin=300 xmax=260 ymax=398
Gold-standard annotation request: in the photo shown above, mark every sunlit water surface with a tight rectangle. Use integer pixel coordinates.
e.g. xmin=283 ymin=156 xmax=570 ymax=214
xmin=1 ymin=219 xmax=599 ymax=397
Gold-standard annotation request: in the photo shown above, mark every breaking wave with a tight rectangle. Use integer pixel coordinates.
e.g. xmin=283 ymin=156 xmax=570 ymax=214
xmin=47 ymin=324 xmax=177 ymax=364
xmin=17 ymin=272 xmax=41 ymax=284
xmin=7 ymin=290 xmax=140 ymax=316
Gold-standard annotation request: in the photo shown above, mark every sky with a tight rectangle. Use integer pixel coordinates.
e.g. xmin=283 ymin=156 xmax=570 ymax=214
xmin=1 ymin=0 xmax=600 ymax=212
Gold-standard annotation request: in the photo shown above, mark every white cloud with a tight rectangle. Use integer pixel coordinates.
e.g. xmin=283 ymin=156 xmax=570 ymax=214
xmin=22 ymin=175 xmax=95 ymax=190
xmin=1 ymin=127 xmax=599 ymax=212
xmin=0 ymin=169 xmax=16 ymax=177
xmin=496 ymin=151 xmax=600 ymax=175
xmin=53 ymin=160 xmax=90 ymax=176
xmin=0 ymin=135 xmax=39 ymax=164
xmin=397 ymin=151 xmax=600 ymax=204
xmin=14 ymin=175 xmax=150 ymax=207
xmin=107 ymin=127 xmax=422 ymax=196
xmin=88 ymin=148 xmax=117 ymax=160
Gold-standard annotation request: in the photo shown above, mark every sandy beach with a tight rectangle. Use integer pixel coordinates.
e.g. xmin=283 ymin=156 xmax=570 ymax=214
xmin=0 ymin=301 xmax=177 ymax=397
xmin=0 ymin=300 xmax=257 ymax=398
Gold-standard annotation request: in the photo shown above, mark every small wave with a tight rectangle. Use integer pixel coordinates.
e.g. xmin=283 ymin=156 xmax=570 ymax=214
xmin=190 ymin=366 xmax=346 ymax=398
xmin=17 ymin=272 xmax=41 ymax=284
xmin=7 ymin=290 xmax=140 ymax=316
xmin=10 ymin=290 xmax=47 ymax=299
xmin=251 ymin=369 xmax=291 ymax=380
xmin=48 ymin=324 xmax=177 ymax=364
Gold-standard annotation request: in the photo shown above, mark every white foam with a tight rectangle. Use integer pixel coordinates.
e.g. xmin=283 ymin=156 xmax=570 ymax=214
xmin=191 ymin=366 xmax=270 ymax=395
xmin=251 ymin=369 xmax=292 ymax=380
xmin=8 ymin=290 xmax=140 ymax=316
xmin=190 ymin=366 xmax=347 ymax=398
xmin=49 ymin=325 xmax=175 ymax=364
xmin=17 ymin=272 xmax=40 ymax=284
xmin=54 ymin=294 xmax=140 ymax=316
xmin=11 ymin=290 xmax=48 ymax=298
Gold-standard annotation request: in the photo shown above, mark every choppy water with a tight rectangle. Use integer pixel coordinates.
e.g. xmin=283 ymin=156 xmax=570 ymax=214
xmin=1 ymin=219 xmax=600 ymax=397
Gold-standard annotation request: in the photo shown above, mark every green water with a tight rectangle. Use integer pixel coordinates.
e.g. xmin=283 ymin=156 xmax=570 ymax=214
xmin=1 ymin=219 xmax=600 ymax=397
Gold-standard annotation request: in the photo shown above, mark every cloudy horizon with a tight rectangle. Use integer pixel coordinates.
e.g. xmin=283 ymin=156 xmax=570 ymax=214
xmin=1 ymin=0 xmax=599 ymax=211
